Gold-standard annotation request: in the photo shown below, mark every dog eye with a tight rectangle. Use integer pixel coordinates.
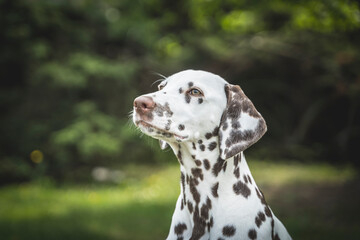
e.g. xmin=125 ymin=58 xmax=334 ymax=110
xmin=188 ymin=88 xmax=203 ymax=96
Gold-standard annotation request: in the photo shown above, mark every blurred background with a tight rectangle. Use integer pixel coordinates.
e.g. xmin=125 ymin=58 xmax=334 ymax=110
xmin=0 ymin=0 xmax=360 ymax=239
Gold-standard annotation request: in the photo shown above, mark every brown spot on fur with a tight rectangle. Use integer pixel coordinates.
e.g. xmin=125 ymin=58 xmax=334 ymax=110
xmin=162 ymin=132 xmax=172 ymax=138
xmin=247 ymin=175 xmax=253 ymax=184
xmin=224 ymin=145 xmax=243 ymax=160
xmin=181 ymin=172 xmax=185 ymax=190
xmin=203 ymin=159 xmax=210 ymax=170
xmin=243 ymin=175 xmax=248 ymax=184
xmin=185 ymin=94 xmax=191 ymax=103
xmin=191 ymin=206 xmax=206 ymax=240
xmin=200 ymin=144 xmax=205 ymax=151
xmin=241 ymin=99 xmax=261 ymax=118
xmin=208 ymin=142 xmax=217 ymax=151
xmin=255 ymin=217 xmax=261 ymax=228
xmin=205 ymin=133 xmax=212 ymax=139
xmin=154 ymin=102 xmax=173 ymax=117
xmin=179 ymin=88 xmax=183 ymax=94
xmin=210 ymin=217 xmax=214 ymax=227
xmin=138 ymin=110 xmax=154 ymax=122
xmin=230 ymin=129 xmax=256 ymax=145
xmin=211 ymin=182 xmax=219 ymax=198
xmin=256 ymin=188 xmax=268 ymax=205
xmin=195 ymin=160 xmax=202 ymax=166
xmin=192 ymin=142 xmax=196 ymax=150
xmin=221 ymin=121 xmax=228 ymax=131
xmin=165 ymin=120 xmax=172 ymax=130
xmin=234 ymin=167 xmax=240 ymax=178
xmin=213 ymin=127 xmax=219 ymax=136
xmin=174 ymin=223 xmax=187 ymax=235
xmin=188 ymin=82 xmax=194 ymax=87
xmin=207 ymin=216 xmax=213 ymax=232
xmin=198 ymin=98 xmax=203 ymax=104
xmin=248 ymin=229 xmax=257 ymax=240
xmin=191 ymin=168 xmax=204 ymax=181
xmin=178 ymin=124 xmax=185 ymax=131
xmin=265 ymin=206 xmax=272 ymax=217
xmin=206 ymin=197 xmax=212 ymax=209
xmin=255 ymin=211 xmax=266 ymax=228
xmin=233 ymin=180 xmax=251 ymax=198
xmin=187 ymin=200 xmax=194 ymax=213
xmin=232 ymin=121 xmax=240 ymax=129
xmin=193 ymin=177 xmax=199 ymax=186
xmin=234 ymin=154 xmax=240 ymax=166
xmin=181 ymin=172 xmax=186 ymax=204
xmin=222 ymin=161 xmax=227 ymax=172
xmin=189 ymin=177 xmax=200 ymax=203
xmin=259 ymin=211 xmax=266 ymax=221
xmin=177 ymin=150 xmax=183 ymax=165
xmin=212 ymin=157 xmax=225 ymax=177
xmin=200 ymin=203 xmax=209 ymax=219
xmin=225 ymin=139 xmax=232 ymax=148
xmin=222 ymin=225 xmax=236 ymax=237
xmin=271 ymin=219 xmax=275 ymax=239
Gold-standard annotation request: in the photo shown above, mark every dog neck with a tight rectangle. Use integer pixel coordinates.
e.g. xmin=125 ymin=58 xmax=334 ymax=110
xmin=168 ymin=136 xmax=256 ymax=206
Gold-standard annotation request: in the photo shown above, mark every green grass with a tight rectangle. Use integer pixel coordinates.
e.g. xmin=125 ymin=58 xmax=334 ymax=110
xmin=249 ymin=160 xmax=356 ymax=185
xmin=0 ymin=160 xmax=359 ymax=240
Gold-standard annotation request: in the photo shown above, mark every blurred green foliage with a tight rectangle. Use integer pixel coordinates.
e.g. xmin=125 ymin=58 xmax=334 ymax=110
xmin=0 ymin=0 xmax=360 ymax=183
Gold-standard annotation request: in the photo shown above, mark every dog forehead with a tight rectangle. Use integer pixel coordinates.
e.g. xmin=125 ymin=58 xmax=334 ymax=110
xmin=166 ymin=70 xmax=228 ymax=91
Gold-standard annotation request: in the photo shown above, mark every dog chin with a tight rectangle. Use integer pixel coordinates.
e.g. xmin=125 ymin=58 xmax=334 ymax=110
xmin=136 ymin=120 xmax=188 ymax=142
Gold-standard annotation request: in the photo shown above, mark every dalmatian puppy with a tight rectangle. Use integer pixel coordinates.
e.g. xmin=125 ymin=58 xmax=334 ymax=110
xmin=133 ymin=70 xmax=292 ymax=240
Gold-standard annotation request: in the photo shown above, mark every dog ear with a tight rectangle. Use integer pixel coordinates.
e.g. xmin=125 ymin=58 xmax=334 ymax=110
xmin=219 ymin=84 xmax=267 ymax=159
xmin=159 ymin=140 xmax=169 ymax=150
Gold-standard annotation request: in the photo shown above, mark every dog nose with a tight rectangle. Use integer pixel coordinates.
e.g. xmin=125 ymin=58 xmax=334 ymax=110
xmin=134 ymin=96 xmax=156 ymax=113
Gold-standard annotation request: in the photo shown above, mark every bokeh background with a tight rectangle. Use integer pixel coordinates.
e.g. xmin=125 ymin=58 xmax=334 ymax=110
xmin=1 ymin=0 xmax=360 ymax=239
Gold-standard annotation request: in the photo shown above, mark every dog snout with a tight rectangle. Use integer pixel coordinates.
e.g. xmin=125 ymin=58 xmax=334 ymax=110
xmin=134 ymin=96 xmax=156 ymax=114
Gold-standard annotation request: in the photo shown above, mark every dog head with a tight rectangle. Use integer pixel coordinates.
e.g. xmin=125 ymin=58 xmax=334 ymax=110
xmin=133 ymin=70 xmax=267 ymax=159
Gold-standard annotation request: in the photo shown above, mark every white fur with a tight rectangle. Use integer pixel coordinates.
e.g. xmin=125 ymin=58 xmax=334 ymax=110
xmin=133 ymin=70 xmax=292 ymax=240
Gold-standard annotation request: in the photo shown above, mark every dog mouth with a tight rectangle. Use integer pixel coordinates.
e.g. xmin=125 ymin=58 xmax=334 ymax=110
xmin=135 ymin=120 xmax=188 ymax=140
